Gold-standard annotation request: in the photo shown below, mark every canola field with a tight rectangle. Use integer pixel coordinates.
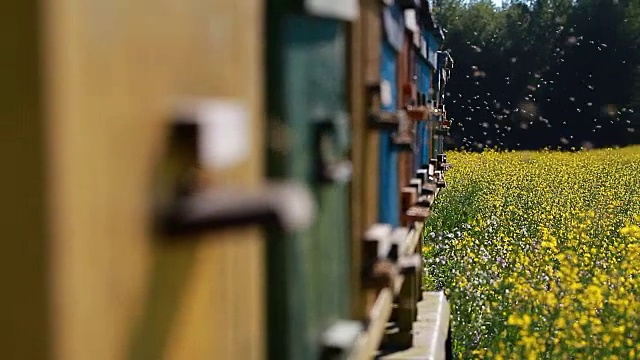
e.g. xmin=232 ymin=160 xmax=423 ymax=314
xmin=423 ymin=146 xmax=640 ymax=359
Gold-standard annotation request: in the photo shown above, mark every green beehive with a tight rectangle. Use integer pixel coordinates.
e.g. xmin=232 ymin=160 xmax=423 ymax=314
xmin=265 ymin=1 xmax=359 ymax=359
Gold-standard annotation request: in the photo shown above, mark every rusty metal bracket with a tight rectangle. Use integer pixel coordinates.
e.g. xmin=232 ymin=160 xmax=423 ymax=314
xmin=159 ymin=181 xmax=316 ymax=236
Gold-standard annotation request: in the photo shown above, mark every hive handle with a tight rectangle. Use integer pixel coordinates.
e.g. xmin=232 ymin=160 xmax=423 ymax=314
xmin=159 ymin=181 xmax=316 ymax=236
xmin=156 ymin=97 xmax=317 ymax=236
xmin=314 ymin=113 xmax=353 ymax=184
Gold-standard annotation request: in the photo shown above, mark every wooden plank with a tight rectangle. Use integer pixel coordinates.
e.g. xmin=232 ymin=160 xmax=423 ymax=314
xmin=362 ymin=0 xmax=381 ymax=230
xmin=367 ymin=289 xmax=395 ymax=355
xmin=352 ymin=288 xmax=395 ymax=360
xmin=398 ymin=152 xmax=414 ymax=203
xmin=429 ymin=120 xmax=435 ymax=160
xmin=406 ymin=105 xmax=430 ymax=121
xmin=396 ymin=33 xmax=412 ymax=205
xmin=265 ymin=13 xmax=351 ymax=360
xmin=402 ymin=187 xmax=418 ymax=213
xmin=362 ymin=0 xmax=382 ymax=86
xmin=0 ymin=2 xmax=49 ymax=359
xmin=393 ymin=275 xmax=406 ymax=295
xmin=404 ymin=223 xmax=423 ymax=257
xmin=366 ymin=229 xmax=422 ymax=352
xmin=359 ymin=0 xmax=383 ymax=320
xmin=387 ymin=230 xmax=421 ymax=348
xmin=349 ymin=3 xmax=366 ymax=320
xmin=403 ymin=223 xmax=423 ymax=305
xmin=41 ymin=0 xmax=265 ymax=359
xmin=396 ymin=275 xmax=417 ymax=333
xmin=401 ymin=207 xmax=429 ymax=226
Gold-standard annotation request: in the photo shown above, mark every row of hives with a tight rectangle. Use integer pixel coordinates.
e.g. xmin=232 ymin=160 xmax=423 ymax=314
xmin=4 ymin=0 xmax=452 ymax=359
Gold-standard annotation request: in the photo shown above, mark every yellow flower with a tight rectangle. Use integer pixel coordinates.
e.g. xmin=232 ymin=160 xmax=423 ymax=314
xmin=423 ymin=147 xmax=640 ymax=359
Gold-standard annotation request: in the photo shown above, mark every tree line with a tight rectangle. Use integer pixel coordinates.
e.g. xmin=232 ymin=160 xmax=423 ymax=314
xmin=436 ymin=0 xmax=640 ymax=150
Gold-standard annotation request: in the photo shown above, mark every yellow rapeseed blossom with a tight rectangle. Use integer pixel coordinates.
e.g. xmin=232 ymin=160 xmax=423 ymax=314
xmin=423 ymin=146 xmax=640 ymax=359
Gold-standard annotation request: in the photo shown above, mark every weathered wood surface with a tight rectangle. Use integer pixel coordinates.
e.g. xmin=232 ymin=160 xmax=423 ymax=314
xmin=379 ymin=292 xmax=450 ymax=360
xmin=356 ymin=220 xmax=425 ymax=359
xmin=352 ymin=289 xmax=395 ymax=360
xmin=353 ymin=0 xmax=384 ymax=322
xmin=4 ymin=0 xmax=266 ymax=359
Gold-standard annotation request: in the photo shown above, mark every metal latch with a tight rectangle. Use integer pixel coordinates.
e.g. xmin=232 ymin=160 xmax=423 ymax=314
xmin=366 ymin=83 xmax=415 ymax=152
xmin=155 ymin=97 xmax=317 ymax=236
xmin=160 ymin=182 xmax=316 ymax=236
xmin=366 ymin=82 xmax=399 ymax=130
xmin=320 ymin=320 xmax=366 ymax=360
xmin=391 ymin=110 xmax=414 ymax=151
xmin=314 ymin=113 xmax=353 ymax=184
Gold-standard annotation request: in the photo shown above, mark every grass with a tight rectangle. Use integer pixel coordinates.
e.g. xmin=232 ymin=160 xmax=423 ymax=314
xmin=423 ymin=146 xmax=640 ymax=359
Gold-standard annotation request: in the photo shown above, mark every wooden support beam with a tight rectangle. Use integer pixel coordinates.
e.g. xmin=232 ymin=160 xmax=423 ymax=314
xmin=402 ymin=206 xmax=431 ymax=225
xmin=380 ymin=292 xmax=450 ymax=360
xmin=406 ymin=105 xmax=431 ymax=121
xmin=351 ymin=289 xmax=395 ymax=360
xmin=352 ymin=0 xmax=384 ymax=322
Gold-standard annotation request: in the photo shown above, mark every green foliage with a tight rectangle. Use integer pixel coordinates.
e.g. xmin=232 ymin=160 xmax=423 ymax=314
xmin=437 ymin=0 xmax=640 ymax=149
